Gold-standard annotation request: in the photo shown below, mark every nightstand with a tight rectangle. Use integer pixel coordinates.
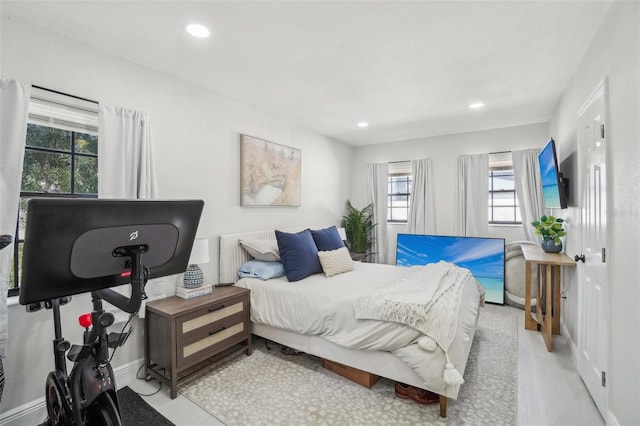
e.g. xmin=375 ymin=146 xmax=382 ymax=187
xmin=144 ymin=286 xmax=251 ymax=398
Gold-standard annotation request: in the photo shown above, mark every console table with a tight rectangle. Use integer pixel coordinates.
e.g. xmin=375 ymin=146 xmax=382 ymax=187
xmin=522 ymin=245 xmax=576 ymax=352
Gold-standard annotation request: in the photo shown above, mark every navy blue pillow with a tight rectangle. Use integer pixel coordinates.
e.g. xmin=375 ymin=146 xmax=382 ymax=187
xmin=310 ymin=226 xmax=345 ymax=251
xmin=275 ymin=229 xmax=323 ymax=282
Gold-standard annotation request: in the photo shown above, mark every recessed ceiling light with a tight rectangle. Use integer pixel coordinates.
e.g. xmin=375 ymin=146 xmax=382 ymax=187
xmin=186 ymin=24 xmax=210 ymax=38
xmin=469 ymin=102 xmax=485 ymax=109
xmin=357 ymin=122 xmax=369 ymax=128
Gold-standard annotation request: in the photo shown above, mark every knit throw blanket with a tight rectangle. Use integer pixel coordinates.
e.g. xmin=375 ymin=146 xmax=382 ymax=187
xmin=353 ymin=261 xmax=471 ymax=385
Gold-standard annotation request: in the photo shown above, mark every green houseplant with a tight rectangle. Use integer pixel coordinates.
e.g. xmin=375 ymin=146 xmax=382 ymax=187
xmin=531 ymin=215 xmax=566 ymax=252
xmin=341 ymin=200 xmax=376 ymax=259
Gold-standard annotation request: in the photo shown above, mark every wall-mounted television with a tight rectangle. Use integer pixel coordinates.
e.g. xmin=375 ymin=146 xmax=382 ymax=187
xmin=538 ymin=138 xmax=568 ymax=209
xmin=396 ymin=234 xmax=505 ymax=304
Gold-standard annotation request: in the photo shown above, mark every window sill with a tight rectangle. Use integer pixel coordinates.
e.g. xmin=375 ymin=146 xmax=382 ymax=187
xmin=489 ymin=223 xmax=523 ymax=228
xmin=7 ymin=295 xmax=19 ymax=307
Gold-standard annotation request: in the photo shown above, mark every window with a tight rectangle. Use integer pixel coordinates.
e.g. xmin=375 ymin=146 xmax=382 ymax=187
xmin=8 ymin=88 xmax=98 ymax=296
xmin=488 ymin=152 xmax=521 ymax=225
xmin=387 ymin=161 xmax=412 ymax=223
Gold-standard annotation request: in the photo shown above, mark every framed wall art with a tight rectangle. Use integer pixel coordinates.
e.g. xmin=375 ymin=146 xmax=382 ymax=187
xmin=240 ymin=134 xmax=301 ymax=207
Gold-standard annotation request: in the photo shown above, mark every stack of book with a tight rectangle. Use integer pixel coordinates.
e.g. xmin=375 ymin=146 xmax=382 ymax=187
xmin=176 ymin=284 xmax=212 ymax=299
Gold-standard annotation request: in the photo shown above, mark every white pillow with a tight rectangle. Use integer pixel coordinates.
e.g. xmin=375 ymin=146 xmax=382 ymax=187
xmin=239 ymin=239 xmax=281 ymax=262
xmin=317 ymin=247 xmax=354 ymax=277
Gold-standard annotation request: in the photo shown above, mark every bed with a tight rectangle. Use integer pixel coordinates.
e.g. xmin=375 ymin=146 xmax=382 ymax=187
xmin=219 ymin=227 xmax=485 ymax=417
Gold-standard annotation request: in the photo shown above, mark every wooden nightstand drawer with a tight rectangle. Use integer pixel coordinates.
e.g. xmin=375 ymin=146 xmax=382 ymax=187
xmin=178 ymin=300 xmax=244 ymax=337
xmin=179 ymin=321 xmax=246 ymax=367
xmin=145 ymin=286 xmax=252 ymax=398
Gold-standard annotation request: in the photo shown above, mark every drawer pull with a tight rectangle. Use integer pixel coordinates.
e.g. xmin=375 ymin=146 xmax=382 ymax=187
xmin=209 ymin=327 xmax=226 ymax=335
xmin=208 ymin=305 xmax=225 ymax=312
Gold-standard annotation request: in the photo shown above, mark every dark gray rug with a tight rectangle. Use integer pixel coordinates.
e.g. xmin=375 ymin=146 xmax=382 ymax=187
xmin=178 ymin=304 xmax=518 ymax=425
xmin=117 ymin=386 xmax=175 ymax=426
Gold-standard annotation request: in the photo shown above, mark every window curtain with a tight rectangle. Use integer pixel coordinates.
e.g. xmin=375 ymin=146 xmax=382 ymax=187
xmin=0 ymin=78 xmax=30 ymax=358
xmin=512 ymin=148 xmax=544 ymax=241
xmin=98 ymin=104 xmax=161 ymax=317
xmin=98 ymin=104 xmax=158 ymax=199
xmin=365 ymin=163 xmax=388 ymax=264
xmin=407 ymin=158 xmax=436 ymax=234
xmin=454 ymin=154 xmax=489 ymax=237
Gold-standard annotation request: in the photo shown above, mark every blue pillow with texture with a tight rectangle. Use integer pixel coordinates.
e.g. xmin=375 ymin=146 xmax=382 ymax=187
xmin=275 ymin=229 xmax=323 ymax=282
xmin=310 ymin=226 xmax=345 ymax=251
xmin=238 ymin=260 xmax=285 ymax=281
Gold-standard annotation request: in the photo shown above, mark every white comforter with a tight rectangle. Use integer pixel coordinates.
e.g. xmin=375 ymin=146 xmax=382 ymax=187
xmin=236 ymin=261 xmax=484 ymax=396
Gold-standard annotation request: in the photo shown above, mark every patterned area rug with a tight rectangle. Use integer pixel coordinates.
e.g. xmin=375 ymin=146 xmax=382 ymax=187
xmin=179 ymin=304 xmax=517 ymax=426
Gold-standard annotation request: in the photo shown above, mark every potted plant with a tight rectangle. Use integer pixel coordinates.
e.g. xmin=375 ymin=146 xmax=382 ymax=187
xmin=531 ymin=215 xmax=566 ymax=253
xmin=341 ymin=200 xmax=376 ymax=261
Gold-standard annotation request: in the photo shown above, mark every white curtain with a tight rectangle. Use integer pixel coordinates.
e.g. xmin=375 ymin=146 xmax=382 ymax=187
xmin=0 ymin=78 xmax=30 ymax=357
xmin=98 ymin=104 xmax=158 ymax=199
xmin=98 ymin=104 xmax=161 ymax=318
xmin=407 ymin=158 xmax=436 ymax=234
xmin=455 ymin=154 xmax=489 ymax=237
xmin=512 ymin=148 xmax=545 ymax=241
xmin=366 ymin=163 xmax=388 ymax=264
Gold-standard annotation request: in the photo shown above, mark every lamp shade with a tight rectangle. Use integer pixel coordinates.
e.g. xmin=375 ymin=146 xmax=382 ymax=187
xmin=188 ymin=238 xmax=210 ymax=265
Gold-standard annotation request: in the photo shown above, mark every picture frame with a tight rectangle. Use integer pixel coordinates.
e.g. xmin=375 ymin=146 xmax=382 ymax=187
xmin=240 ymin=134 xmax=301 ymax=207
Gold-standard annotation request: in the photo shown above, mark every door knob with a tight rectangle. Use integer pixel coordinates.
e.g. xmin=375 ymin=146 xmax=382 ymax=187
xmin=574 ymin=254 xmax=585 ymax=263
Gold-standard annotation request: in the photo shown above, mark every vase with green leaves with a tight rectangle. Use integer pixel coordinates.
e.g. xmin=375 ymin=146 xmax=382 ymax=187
xmin=531 ymin=215 xmax=566 ymax=253
xmin=341 ymin=200 xmax=376 ymax=261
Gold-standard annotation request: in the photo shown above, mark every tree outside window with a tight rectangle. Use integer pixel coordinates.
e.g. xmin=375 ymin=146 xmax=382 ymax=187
xmin=9 ymin=116 xmax=98 ymax=296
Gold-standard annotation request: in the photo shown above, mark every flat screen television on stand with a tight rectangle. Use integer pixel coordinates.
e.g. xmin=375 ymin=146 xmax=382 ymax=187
xmin=538 ymin=138 xmax=568 ymax=209
xmin=396 ymin=234 xmax=505 ymax=304
xmin=19 ymin=198 xmax=204 ymax=305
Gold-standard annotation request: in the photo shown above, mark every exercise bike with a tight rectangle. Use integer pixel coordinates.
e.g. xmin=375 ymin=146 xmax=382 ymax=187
xmin=19 ymin=198 xmax=204 ymax=426
xmin=28 ymin=245 xmax=147 ymax=426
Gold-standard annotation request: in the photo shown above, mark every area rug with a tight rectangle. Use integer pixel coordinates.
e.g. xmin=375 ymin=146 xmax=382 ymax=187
xmin=179 ymin=304 xmax=517 ymax=426
xmin=117 ymin=385 xmax=175 ymax=426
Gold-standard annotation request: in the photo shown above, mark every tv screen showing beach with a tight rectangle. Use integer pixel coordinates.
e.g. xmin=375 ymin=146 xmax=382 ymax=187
xmin=539 ymin=140 xmax=562 ymax=208
xmin=396 ymin=234 xmax=505 ymax=304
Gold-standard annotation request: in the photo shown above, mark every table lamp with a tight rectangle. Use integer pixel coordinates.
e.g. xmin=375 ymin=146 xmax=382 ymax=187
xmin=183 ymin=238 xmax=210 ymax=288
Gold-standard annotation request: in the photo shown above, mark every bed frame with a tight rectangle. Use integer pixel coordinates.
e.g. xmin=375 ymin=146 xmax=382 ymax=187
xmin=219 ymin=228 xmax=478 ymax=417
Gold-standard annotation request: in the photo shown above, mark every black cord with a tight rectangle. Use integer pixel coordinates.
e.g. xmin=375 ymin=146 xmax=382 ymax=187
xmin=135 ymin=362 xmax=147 ymax=380
xmin=134 ymin=362 xmax=163 ymax=397
xmin=108 ymin=313 xmax=136 ymax=363
xmin=135 ymin=381 xmax=163 ymax=397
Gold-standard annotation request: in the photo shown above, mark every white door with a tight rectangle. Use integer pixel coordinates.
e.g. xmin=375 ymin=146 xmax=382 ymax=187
xmin=577 ymin=81 xmax=608 ymax=417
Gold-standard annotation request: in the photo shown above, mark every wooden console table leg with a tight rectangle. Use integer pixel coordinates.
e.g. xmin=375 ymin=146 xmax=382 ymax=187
xmin=439 ymin=395 xmax=447 ymax=418
xmin=552 ymin=265 xmax=561 ymax=335
xmin=543 ymin=264 xmax=554 ymax=352
xmin=524 ymin=261 xmax=537 ymax=330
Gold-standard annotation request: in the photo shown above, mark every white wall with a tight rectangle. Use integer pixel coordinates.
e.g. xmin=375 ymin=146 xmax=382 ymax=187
xmin=0 ymin=13 xmax=353 ymax=413
xmin=350 ymin=123 xmax=549 ymax=261
xmin=549 ymin=2 xmax=640 ymax=425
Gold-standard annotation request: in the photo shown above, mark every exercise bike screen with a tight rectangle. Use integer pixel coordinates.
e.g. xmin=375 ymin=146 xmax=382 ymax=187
xmin=19 ymin=198 xmax=204 ymax=305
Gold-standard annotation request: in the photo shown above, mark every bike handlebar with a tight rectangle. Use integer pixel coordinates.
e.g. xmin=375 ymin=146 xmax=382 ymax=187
xmin=0 ymin=234 xmax=12 ymax=251
xmin=93 ymin=281 xmax=144 ymax=314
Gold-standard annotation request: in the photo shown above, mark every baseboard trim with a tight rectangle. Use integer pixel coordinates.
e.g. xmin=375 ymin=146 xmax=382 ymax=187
xmin=0 ymin=358 xmax=143 ymax=426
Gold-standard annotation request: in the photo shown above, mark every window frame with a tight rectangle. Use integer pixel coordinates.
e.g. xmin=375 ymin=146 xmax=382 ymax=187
xmin=488 ymin=158 xmax=521 ymax=225
xmin=8 ymin=90 xmax=98 ymax=297
xmin=387 ymin=161 xmax=412 ymax=224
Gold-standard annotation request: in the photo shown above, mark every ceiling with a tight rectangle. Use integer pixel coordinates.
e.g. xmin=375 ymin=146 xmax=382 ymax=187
xmin=1 ymin=1 xmax=612 ymax=146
